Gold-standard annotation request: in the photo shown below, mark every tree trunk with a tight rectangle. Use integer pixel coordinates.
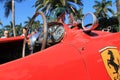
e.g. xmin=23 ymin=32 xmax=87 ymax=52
xmin=12 ymin=0 xmax=16 ymax=36
xmin=116 ymin=0 xmax=120 ymax=31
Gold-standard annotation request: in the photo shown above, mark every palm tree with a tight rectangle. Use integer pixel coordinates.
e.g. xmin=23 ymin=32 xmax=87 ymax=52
xmin=116 ymin=0 xmax=120 ymax=31
xmin=0 ymin=28 xmax=4 ymax=37
xmin=93 ymin=0 xmax=114 ymax=18
xmin=12 ymin=0 xmax=15 ymax=36
xmin=75 ymin=8 xmax=83 ymax=22
xmin=2 ymin=0 xmax=24 ymax=36
xmin=15 ymin=23 xmax=23 ymax=36
xmin=0 ymin=20 xmax=2 ymax=26
xmin=34 ymin=0 xmax=83 ymax=21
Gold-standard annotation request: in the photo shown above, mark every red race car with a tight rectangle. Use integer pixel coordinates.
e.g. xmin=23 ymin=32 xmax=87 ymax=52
xmin=0 ymin=11 xmax=119 ymax=80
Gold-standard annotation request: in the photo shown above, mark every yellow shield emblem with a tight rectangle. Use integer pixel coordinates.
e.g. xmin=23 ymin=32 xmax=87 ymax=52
xmin=99 ymin=46 xmax=120 ymax=80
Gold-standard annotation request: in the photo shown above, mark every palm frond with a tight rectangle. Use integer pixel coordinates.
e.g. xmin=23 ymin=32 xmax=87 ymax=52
xmin=108 ymin=8 xmax=115 ymax=15
xmin=4 ymin=0 xmax=12 ymax=17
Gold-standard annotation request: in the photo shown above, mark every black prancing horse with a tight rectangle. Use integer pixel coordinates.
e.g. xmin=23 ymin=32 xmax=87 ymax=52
xmin=107 ymin=50 xmax=120 ymax=79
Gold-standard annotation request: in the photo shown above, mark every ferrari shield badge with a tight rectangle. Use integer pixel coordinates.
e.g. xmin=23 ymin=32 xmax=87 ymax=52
xmin=99 ymin=46 xmax=120 ymax=80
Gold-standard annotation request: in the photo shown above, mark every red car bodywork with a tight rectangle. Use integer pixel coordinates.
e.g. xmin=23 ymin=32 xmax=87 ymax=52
xmin=0 ymin=23 xmax=120 ymax=80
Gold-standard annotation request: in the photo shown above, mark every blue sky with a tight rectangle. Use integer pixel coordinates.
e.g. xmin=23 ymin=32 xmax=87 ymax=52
xmin=0 ymin=0 xmax=117 ymax=27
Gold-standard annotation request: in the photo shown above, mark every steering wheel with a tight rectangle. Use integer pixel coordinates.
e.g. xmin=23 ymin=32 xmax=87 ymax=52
xmin=28 ymin=21 xmax=65 ymax=54
xmin=31 ymin=22 xmax=64 ymax=46
xmin=22 ymin=11 xmax=47 ymax=57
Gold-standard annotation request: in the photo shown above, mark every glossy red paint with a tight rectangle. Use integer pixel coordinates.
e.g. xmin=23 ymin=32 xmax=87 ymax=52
xmin=0 ymin=23 xmax=120 ymax=80
xmin=0 ymin=36 xmax=24 ymax=43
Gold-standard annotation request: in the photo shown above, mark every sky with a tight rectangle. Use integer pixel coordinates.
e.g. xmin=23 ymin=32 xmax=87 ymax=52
xmin=0 ymin=0 xmax=36 ymax=27
xmin=0 ymin=0 xmax=117 ymax=28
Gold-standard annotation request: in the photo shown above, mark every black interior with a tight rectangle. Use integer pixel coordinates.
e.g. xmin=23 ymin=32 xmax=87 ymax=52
xmin=0 ymin=39 xmax=24 ymax=64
